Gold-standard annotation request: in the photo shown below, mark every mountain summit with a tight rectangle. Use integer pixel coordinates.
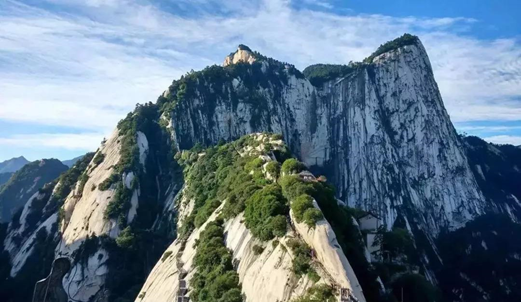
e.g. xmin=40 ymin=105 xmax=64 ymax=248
xmin=223 ymin=44 xmax=257 ymax=66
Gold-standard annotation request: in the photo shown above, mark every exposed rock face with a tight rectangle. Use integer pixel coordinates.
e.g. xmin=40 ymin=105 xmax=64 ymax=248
xmin=223 ymin=45 xmax=257 ymax=67
xmin=167 ymin=39 xmax=485 ymax=234
xmin=137 ymin=207 xmax=365 ymax=302
xmin=55 ymin=130 xmax=122 ymax=301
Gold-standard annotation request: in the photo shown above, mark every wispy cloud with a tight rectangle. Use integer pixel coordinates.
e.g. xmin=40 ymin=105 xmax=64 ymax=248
xmin=0 ymin=0 xmax=521 ymax=160
xmin=302 ymin=0 xmax=333 ymax=10
xmin=0 ymin=133 xmax=106 ymax=150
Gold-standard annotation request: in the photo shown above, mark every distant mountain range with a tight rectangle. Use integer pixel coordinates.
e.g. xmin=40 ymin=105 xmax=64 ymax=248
xmin=61 ymin=155 xmax=84 ymax=168
xmin=0 ymin=155 xmax=84 ymax=187
xmin=0 ymin=156 xmax=29 ymax=174
xmin=0 ymin=157 xmax=30 ymax=187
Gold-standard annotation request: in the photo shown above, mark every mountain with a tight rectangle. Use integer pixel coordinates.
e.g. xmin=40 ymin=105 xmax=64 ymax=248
xmin=62 ymin=155 xmax=85 ymax=168
xmin=1 ymin=34 xmax=521 ymax=302
xmin=0 ymin=156 xmax=29 ymax=174
xmin=0 ymin=159 xmax=68 ymax=222
xmin=463 ymin=136 xmax=521 ymax=218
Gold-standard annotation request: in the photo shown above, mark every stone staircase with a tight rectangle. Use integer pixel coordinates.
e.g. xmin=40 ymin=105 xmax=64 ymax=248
xmin=176 ymin=239 xmax=190 ymax=302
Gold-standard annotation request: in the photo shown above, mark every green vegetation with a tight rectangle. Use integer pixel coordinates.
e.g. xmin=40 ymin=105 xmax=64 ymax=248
xmin=99 ymin=173 xmax=120 ymax=191
xmin=291 ymin=194 xmax=313 ymax=221
xmin=53 ymin=153 xmax=94 ymax=201
xmin=157 ymin=49 xmax=304 ymax=149
xmin=237 ymin=44 xmax=252 ymax=52
xmin=77 ymin=173 xmax=89 ymax=195
xmin=94 ymin=102 xmax=180 ymax=302
xmin=244 ymin=185 xmax=288 ymax=241
xmin=252 ymin=244 xmax=264 ymax=255
xmin=302 ymin=63 xmax=362 ymax=86
xmin=364 ymin=33 xmax=419 ymax=63
xmin=179 ymin=134 xmax=290 ymax=241
xmin=292 ymin=284 xmax=335 ymax=302
xmin=279 ymin=176 xmax=323 ymax=228
xmin=0 ymin=172 xmax=13 ymax=188
xmin=279 ymin=173 xmax=383 ymax=301
xmin=92 ymin=152 xmax=105 ymax=166
xmin=194 ymin=199 xmax=221 ymax=227
xmin=116 ymin=226 xmax=137 ymax=249
xmin=100 ymin=102 xmax=179 ymax=232
xmin=265 ymin=161 xmax=280 ymax=179
xmin=191 ymin=220 xmax=243 ymax=302
xmin=104 ymin=182 xmax=132 ymax=227
xmin=374 ymin=228 xmax=414 ymax=262
xmin=302 ymin=208 xmax=323 ymax=228
xmin=179 ymin=135 xmax=385 ymax=300
xmin=287 ymin=239 xmax=318 ymax=280
xmin=281 ymin=158 xmax=305 ymax=175
xmin=161 ymin=251 xmax=173 ymax=262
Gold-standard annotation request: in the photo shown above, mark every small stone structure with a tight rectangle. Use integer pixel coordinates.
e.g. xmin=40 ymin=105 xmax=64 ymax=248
xmin=176 ymin=239 xmax=190 ymax=302
xmin=358 ymin=212 xmax=383 ymax=262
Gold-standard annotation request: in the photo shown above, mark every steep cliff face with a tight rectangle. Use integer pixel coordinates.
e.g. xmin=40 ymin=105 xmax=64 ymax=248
xmin=162 ymin=36 xmax=485 ymax=234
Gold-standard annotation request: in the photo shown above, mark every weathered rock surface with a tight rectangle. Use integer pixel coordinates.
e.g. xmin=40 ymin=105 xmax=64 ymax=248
xmin=137 ymin=202 xmax=366 ymax=302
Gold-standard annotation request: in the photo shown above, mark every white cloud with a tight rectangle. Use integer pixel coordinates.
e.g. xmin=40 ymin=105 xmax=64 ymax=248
xmin=302 ymin=0 xmax=333 ymax=9
xmin=456 ymin=125 xmax=521 ymax=132
xmin=1 ymin=0 xmax=521 ymax=155
xmin=483 ymin=135 xmax=521 ymax=146
xmin=0 ymin=133 xmax=106 ymax=150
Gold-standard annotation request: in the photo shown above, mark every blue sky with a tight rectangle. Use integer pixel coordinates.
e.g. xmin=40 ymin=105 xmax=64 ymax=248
xmin=0 ymin=0 xmax=520 ymax=161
